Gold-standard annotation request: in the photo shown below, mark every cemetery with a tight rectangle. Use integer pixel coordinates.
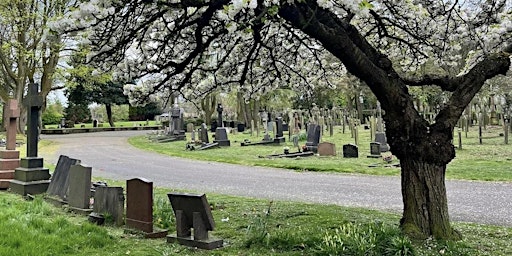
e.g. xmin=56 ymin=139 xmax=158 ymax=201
xmin=0 ymin=85 xmax=509 ymax=256
xmin=0 ymin=0 xmax=511 ymax=254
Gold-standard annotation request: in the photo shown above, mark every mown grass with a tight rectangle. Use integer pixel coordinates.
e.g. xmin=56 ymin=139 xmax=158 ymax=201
xmin=129 ymin=124 xmax=512 ymax=181
xmin=1 ymin=185 xmax=512 ymax=255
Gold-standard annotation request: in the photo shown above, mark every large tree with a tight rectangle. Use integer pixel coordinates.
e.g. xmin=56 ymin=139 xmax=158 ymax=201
xmin=57 ymin=0 xmax=511 ymax=239
xmin=0 ymin=0 xmax=68 ymax=132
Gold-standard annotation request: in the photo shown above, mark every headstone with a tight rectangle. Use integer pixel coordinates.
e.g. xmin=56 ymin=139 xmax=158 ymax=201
xmin=186 ymin=123 xmax=194 ymax=133
xmin=93 ymin=119 xmax=98 ymax=128
xmin=0 ymin=99 xmax=20 ymax=189
xmin=170 ymin=103 xmax=186 ymax=140
xmin=9 ymin=83 xmax=50 ymax=195
xmin=46 ymin=155 xmax=81 ymax=201
xmin=191 ymin=130 xmax=196 ymax=141
xmin=213 ymin=127 xmax=230 ymax=146
xmin=126 ymin=178 xmax=167 ymax=238
xmin=67 ymin=164 xmax=92 ymax=214
xmin=200 ymin=123 xmax=209 ymax=143
xmin=305 ymin=124 xmax=321 ymax=153
xmin=167 ymin=192 xmax=223 ymax=250
xmin=368 ymin=142 xmax=381 ymax=158
xmin=343 ymin=144 xmax=359 ymax=158
xmin=274 ymin=117 xmax=285 ymax=143
xmin=374 ymin=132 xmax=390 ymax=152
xmin=318 ymin=142 xmax=336 ymax=156
xmin=89 ymin=186 xmax=125 ymax=226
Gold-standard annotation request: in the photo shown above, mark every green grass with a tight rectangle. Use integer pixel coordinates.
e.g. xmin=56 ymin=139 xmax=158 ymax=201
xmin=1 ymin=186 xmax=512 ymax=255
xmin=129 ymin=125 xmax=512 ymax=181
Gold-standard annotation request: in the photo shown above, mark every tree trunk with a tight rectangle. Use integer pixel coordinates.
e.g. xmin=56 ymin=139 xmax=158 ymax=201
xmin=106 ymin=104 xmax=115 ymax=127
xmin=400 ymin=157 xmax=460 ymax=240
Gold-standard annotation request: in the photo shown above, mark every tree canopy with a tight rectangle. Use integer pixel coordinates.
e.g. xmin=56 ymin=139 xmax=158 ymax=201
xmin=56 ymin=0 xmax=512 ymax=240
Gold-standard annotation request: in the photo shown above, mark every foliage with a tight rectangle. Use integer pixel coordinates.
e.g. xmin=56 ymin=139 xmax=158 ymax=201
xmin=128 ymin=102 xmax=162 ymax=121
xmin=42 ymin=108 xmax=63 ymax=125
xmin=64 ymin=103 xmax=91 ymax=124
xmin=91 ymin=104 xmax=129 ymax=122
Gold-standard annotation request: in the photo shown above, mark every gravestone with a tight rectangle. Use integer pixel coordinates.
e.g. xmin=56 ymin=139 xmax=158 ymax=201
xmin=213 ymin=128 xmax=231 ymax=146
xmin=200 ymin=123 xmax=209 ymax=143
xmin=10 ymin=83 xmax=50 ymax=195
xmin=318 ymin=142 xmax=336 ymax=156
xmin=67 ymin=164 xmax=92 ymax=214
xmin=46 ymin=155 xmax=81 ymax=201
xmin=213 ymin=104 xmax=230 ymax=146
xmin=374 ymin=102 xmax=390 ymax=152
xmin=186 ymin=123 xmax=194 ymax=133
xmin=167 ymin=192 xmax=223 ymax=250
xmin=274 ymin=117 xmax=285 ymax=143
xmin=368 ymin=142 xmax=381 ymax=158
xmin=0 ymin=99 xmax=20 ymax=189
xmin=305 ymin=124 xmax=321 ymax=153
xmin=169 ymin=103 xmax=186 ymax=140
xmin=93 ymin=119 xmax=98 ymax=128
xmin=343 ymin=144 xmax=359 ymax=158
xmin=89 ymin=186 xmax=125 ymax=226
xmin=126 ymin=178 xmax=167 ymax=238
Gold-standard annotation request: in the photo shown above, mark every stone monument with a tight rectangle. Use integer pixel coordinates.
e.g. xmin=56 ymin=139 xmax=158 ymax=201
xmin=213 ymin=104 xmax=230 ymax=146
xmin=10 ymin=83 xmax=51 ymax=195
xmin=0 ymin=99 xmax=20 ymax=189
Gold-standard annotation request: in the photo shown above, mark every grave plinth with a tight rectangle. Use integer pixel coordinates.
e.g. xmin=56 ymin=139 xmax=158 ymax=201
xmin=167 ymin=193 xmax=223 ymax=250
xmin=0 ymin=99 xmax=20 ymax=189
xmin=9 ymin=84 xmax=50 ymax=195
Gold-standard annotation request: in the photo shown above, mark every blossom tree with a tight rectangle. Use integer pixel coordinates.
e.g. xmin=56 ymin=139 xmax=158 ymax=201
xmin=57 ymin=0 xmax=511 ymax=239
xmin=0 ymin=0 xmax=69 ymax=132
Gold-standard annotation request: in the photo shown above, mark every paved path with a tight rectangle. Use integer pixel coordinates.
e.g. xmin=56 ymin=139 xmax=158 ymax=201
xmin=41 ymin=130 xmax=512 ymax=227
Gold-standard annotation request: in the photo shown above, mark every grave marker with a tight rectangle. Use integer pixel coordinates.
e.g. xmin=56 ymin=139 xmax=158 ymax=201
xmin=167 ymin=192 xmax=223 ymax=250
xmin=46 ymin=155 xmax=81 ymax=201
xmin=67 ymin=164 xmax=92 ymax=214
xmin=89 ymin=186 xmax=125 ymax=226
xmin=318 ymin=142 xmax=336 ymax=156
xmin=0 ymin=99 xmax=20 ymax=189
xmin=126 ymin=178 xmax=167 ymax=238
xmin=9 ymin=83 xmax=50 ymax=195
xmin=305 ymin=124 xmax=321 ymax=153
xmin=343 ymin=144 xmax=359 ymax=158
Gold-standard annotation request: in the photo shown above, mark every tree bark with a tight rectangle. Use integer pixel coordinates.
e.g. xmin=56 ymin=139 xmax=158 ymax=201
xmin=400 ymin=157 xmax=460 ymax=240
xmin=106 ymin=104 xmax=115 ymax=127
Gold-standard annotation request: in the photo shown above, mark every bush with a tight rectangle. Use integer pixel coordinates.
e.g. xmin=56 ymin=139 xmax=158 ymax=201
xmin=42 ymin=109 xmax=63 ymax=125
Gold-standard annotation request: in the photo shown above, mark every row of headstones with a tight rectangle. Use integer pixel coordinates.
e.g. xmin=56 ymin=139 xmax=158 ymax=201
xmin=45 ymin=155 xmax=223 ymax=250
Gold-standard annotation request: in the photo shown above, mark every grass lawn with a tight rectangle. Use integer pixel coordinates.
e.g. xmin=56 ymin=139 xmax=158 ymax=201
xmin=129 ymin=124 xmax=512 ymax=181
xmin=1 ymin=183 xmax=512 ymax=255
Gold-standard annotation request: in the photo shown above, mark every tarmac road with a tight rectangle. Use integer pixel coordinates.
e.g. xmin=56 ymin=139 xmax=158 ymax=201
xmin=41 ymin=130 xmax=512 ymax=227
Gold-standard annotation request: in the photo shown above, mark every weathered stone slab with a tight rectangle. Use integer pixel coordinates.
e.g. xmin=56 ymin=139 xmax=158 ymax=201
xmin=342 ymin=144 xmax=359 ymax=158
xmin=47 ymin=155 xmax=81 ymax=200
xmin=318 ymin=142 xmax=336 ymax=156
xmin=67 ymin=164 xmax=92 ymax=213
xmin=90 ymin=186 xmax=125 ymax=226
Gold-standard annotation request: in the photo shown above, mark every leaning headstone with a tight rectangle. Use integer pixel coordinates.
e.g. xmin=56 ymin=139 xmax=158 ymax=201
xmin=126 ymin=178 xmax=168 ymax=238
xmin=67 ymin=164 xmax=92 ymax=214
xmin=0 ymin=99 xmax=20 ymax=189
xmin=343 ymin=144 xmax=359 ymax=158
xmin=318 ymin=142 xmax=336 ymax=156
xmin=89 ymin=186 xmax=125 ymax=226
xmin=167 ymin=192 xmax=223 ymax=250
xmin=10 ymin=83 xmax=50 ymax=195
xmin=46 ymin=155 xmax=81 ymax=201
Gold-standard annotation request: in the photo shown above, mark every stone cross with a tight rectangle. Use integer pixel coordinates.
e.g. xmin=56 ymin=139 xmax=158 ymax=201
xmin=5 ymin=99 xmax=20 ymax=150
xmin=216 ymin=103 xmax=223 ymax=127
xmin=24 ymin=83 xmax=43 ymax=157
